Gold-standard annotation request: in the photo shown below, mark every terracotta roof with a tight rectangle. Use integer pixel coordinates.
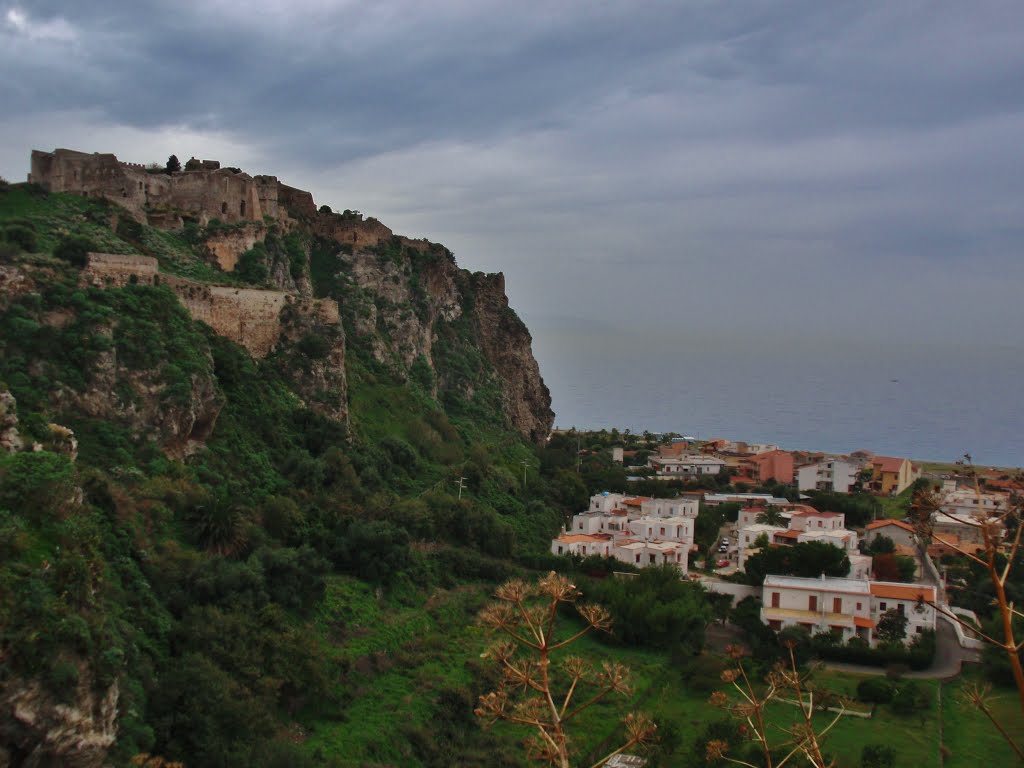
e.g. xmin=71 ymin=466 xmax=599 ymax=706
xmin=775 ymin=530 xmax=802 ymax=540
xmin=872 ymin=456 xmax=908 ymax=473
xmin=870 ymin=583 xmax=935 ymax=602
xmin=854 ymin=617 xmax=875 ymax=629
xmin=790 ymin=510 xmax=843 ymax=518
xmin=623 ymin=497 xmax=650 ymax=507
xmin=866 ymin=519 xmax=915 ymax=532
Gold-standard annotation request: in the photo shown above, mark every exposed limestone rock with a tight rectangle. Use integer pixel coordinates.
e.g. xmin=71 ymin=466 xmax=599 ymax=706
xmin=275 ymin=299 xmax=348 ymax=424
xmin=1 ymin=389 xmax=23 ymax=453
xmin=0 ymin=671 xmax=118 ymax=768
xmin=203 ymin=222 xmax=266 ymax=272
xmin=46 ymin=423 xmax=78 ymax=461
xmin=51 ymin=331 xmax=223 ymax=459
xmin=468 ymin=271 xmax=553 ymax=442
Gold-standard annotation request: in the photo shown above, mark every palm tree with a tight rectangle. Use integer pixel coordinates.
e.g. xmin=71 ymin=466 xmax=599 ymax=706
xmin=755 ymin=507 xmax=785 ymax=527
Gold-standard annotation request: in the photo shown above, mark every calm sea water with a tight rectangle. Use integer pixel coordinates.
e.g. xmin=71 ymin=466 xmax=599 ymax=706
xmin=529 ymin=327 xmax=1024 ymax=468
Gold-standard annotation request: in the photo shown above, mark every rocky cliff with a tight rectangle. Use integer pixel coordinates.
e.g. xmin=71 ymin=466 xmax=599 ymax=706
xmin=27 ymin=147 xmax=554 ymax=442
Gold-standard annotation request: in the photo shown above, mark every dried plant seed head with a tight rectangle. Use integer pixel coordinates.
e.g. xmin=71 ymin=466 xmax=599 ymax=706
xmin=538 ymin=570 xmax=579 ymax=602
xmin=706 ymin=739 xmax=729 ymax=761
xmin=708 ymin=691 xmax=729 ymax=707
xmin=577 ymin=603 xmax=613 ymax=632
xmin=720 ymin=668 xmax=739 ymax=683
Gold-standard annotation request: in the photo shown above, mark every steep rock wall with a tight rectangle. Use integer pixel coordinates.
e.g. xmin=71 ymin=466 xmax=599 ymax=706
xmin=468 ymin=271 xmax=553 ymax=442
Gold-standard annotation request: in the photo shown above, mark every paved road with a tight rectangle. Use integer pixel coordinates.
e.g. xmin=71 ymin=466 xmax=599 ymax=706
xmin=820 ymin=620 xmax=981 ymax=679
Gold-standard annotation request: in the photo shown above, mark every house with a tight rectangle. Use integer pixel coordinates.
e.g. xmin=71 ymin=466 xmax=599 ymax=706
xmin=736 ymin=508 xmax=869 ymax=577
xmin=648 ymin=454 xmax=725 ymax=477
xmin=551 ymin=493 xmax=698 ymax=573
xmin=865 ymin=519 xmax=917 ymax=549
xmin=929 ymin=512 xmax=1003 ymax=547
xmin=868 ymin=456 xmax=919 ymax=496
xmin=796 ymin=458 xmax=862 ymax=493
xmin=761 ymin=575 xmax=936 ymax=647
xmin=750 ymin=450 xmax=795 ymax=484
xmin=937 ymin=480 xmax=1009 ymax=517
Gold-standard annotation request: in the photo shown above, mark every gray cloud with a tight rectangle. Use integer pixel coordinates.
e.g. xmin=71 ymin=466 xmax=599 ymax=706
xmin=2 ymin=0 xmax=1023 ymax=353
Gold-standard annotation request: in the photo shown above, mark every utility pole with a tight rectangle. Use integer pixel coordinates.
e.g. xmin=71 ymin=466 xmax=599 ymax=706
xmin=456 ymin=476 xmax=466 ymax=499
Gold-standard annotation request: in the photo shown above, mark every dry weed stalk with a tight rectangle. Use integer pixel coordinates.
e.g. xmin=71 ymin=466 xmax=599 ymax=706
xmin=474 ymin=572 xmax=656 ymax=768
xmin=709 ymin=644 xmax=840 ymax=768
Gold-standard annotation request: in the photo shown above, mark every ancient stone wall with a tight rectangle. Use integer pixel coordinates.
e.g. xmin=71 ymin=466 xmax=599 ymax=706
xmin=203 ymin=222 xmax=267 ymax=272
xmin=81 ymin=253 xmax=159 ymax=288
xmin=314 ymin=214 xmax=394 ymax=249
xmin=278 ymin=183 xmax=317 ymax=220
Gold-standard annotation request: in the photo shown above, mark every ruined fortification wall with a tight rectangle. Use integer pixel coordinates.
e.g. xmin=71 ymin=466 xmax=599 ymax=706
xmin=170 ymin=282 xmax=289 ymax=357
xmin=278 ymin=183 xmax=317 ymax=220
xmin=78 ymin=253 xmax=338 ymax=359
xmin=82 ymin=253 xmax=159 ymax=288
xmin=314 ymin=214 xmax=394 ymax=249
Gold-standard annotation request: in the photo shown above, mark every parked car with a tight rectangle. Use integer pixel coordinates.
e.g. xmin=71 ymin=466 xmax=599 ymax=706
xmin=715 ymin=559 xmax=730 ymax=568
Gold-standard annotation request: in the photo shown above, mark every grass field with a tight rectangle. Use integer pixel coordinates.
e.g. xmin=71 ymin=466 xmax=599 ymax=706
xmin=294 ymin=576 xmax=1024 ymax=767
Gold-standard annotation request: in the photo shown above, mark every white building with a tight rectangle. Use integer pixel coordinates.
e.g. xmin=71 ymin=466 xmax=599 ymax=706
xmin=761 ymin=575 xmax=936 ymax=647
xmin=704 ymin=493 xmax=790 ymax=507
xmin=648 ymin=454 xmax=725 ymax=477
xmin=551 ymin=493 xmax=698 ymax=573
xmin=736 ymin=509 xmax=863 ymax=572
xmin=796 ymin=458 xmax=862 ymax=493
xmin=938 ymin=481 xmax=1009 ymax=517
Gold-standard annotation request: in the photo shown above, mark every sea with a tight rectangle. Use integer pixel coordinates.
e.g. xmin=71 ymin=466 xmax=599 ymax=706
xmin=529 ymin=326 xmax=1024 ymax=468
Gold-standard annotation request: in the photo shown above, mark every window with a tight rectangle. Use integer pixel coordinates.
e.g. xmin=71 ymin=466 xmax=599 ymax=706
xmin=221 ymin=201 xmax=228 ymax=214
xmin=649 ymin=554 xmax=656 ymax=564
xmin=915 ymin=626 xmax=923 ymax=634
xmin=768 ymin=620 xmax=782 ymax=631
xmin=635 ymin=554 xmax=640 ymax=563
xmin=660 ymin=527 xmax=665 ymax=536
xmin=897 ymin=604 xmax=905 ymax=615
xmin=879 ymin=602 xmax=887 ymax=611
xmin=856 ymin=602 xmax=862 ymax=611
xmin=557 ymin=546 xmax=563 ymax=555
xmin=581 ymin=546 xmax=586 ymax=555
xmin=771 ymin=593 xmax=780 ymax=608
xmin=809 ymin=596 xmax=818 ymax=611
xmin=833 ymin=598 xmax=842 ymax=613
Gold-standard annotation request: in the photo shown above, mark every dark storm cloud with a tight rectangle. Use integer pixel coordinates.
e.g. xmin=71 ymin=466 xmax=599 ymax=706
xmin=3 ymin=1 xmax=1024 ymax=344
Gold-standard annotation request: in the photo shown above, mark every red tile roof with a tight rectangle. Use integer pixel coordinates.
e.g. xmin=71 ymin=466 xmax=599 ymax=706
xmin=872 ymin=456 xmax=908 ymax=473
xmin=866 ymin=519 xmax=915 ymax=532
xmin=854 ymin=617 xmax=875 ymax=629
xmin=870 ymin=583 xmax=936 ymax=602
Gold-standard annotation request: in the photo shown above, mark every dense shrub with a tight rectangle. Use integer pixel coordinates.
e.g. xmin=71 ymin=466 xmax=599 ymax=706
xmin=856 ymin=677 xmax=896 ymax=703
xmin=53 ymin=235 xmax=96 ymax=267
xmin=3 ymin=224 xmax=37 ymax=252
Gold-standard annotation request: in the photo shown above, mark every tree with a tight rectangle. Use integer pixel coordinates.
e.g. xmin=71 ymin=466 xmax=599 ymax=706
xmin=755 ymin=507 xmax=785 ymax=527
xmin=744 ymin=541 xmax=851 ymax=585
xmin=875 ymin=609 xmax=908 ymax=647
xmin=475 ymin=573 xmax=656 ymax=768
xmin=53 ymin=234 xmax=96 ymax=267
xmin=866 ymin=535 xmax=895 ymax=555
xmin=165 ymin=154 xmax=181 ymax=174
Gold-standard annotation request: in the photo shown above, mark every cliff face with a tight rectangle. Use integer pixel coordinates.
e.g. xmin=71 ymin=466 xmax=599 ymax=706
xmin=28 ymin=147 xmax=553 ymax=442
xmin=468 ymin=272 xmax=553 ymax=442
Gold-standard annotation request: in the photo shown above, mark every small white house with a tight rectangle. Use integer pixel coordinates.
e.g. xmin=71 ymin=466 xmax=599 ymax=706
xmin=648 ymin=454 xmax=725 ymax=477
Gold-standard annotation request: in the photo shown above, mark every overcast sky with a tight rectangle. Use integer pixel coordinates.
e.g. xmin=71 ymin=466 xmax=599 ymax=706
xmin=3 ymin=1 xmax=1023 ymax=352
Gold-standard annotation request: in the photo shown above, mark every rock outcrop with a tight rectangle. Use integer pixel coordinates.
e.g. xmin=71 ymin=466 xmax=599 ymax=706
xmin=468 ymin=271 xmax=554 ymax=442
xmin=0 ymin=672 xmax=119 ymax=768
xmin=1 ymin=389 xmax=23 ymax=453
